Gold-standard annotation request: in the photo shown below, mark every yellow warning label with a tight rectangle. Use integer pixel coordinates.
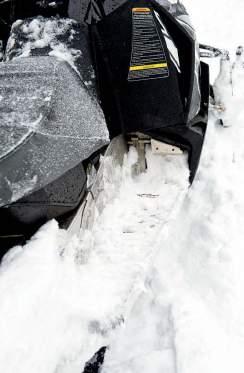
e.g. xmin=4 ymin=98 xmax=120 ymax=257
xmin=129 ymin=63 xmax=168 ymax=71
xmin=132 ymin=8 xmax=151 ymax=12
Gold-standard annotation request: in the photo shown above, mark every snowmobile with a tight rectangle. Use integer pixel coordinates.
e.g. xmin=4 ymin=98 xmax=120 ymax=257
xmin=0 ymin=0 xmax=210 ymax=252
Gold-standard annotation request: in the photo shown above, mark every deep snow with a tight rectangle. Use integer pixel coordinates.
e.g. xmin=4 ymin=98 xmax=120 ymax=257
xmin=1 ymin=1 xmax=244 ymax=373
xmin=102 ymin=57 xmax=244 ymax=373
xmin=0 ymin=149 xmax=189 ymax=373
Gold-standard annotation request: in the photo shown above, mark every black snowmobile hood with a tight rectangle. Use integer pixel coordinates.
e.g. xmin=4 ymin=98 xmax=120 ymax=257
xmin=0 ymin=56 xmax=108 ymax=207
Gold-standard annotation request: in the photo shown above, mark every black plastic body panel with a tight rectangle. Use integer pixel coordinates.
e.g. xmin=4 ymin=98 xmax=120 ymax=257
xmin=0 ymin=161 xmax=87 ymax=252
xmin=90 ymin=0 xmax=187 ymax=136
xmin=89 ymin=0 xmax=209 ymax=181
xmin=146 ymin=62 xmax=210 ymax=182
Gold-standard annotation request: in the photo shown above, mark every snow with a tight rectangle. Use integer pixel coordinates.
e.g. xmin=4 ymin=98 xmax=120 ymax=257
xmin=184 ymin=0 xmax=244 ymax=82
xmin=213 ymin=51 xmax=244 ymax=127
xmin=102 ymin=4 xmax=244 ymax=373
xmin=6 ymin=17 xmax=81 ymax=72
xmin=103 ymin=113 xmax=244 ymax=373
xmin=7 ymin=175 xmax=38 ymax=203
xmin=1 ymin=1 xmax=244 ymax=373
xmin=0 ymin=149 xmax=188 ymax=373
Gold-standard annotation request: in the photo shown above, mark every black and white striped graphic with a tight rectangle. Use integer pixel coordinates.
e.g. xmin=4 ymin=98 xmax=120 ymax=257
xmin=154 ymin=11 xmax=181 ymax=73
xmin=128 ymin=8 xmax=169 ymax=81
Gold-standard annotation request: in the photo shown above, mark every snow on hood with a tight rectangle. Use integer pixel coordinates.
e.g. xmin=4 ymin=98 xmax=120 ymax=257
xmin=6 ymin=17 xmax=82 ymax=72
xmin=0 ymin=61 xmax=54 ymax=160
xmin=0 ymin=56 xmax=108 ymax=206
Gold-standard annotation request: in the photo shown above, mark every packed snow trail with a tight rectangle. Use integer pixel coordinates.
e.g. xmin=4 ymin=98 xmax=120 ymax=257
xmin=0 ymin=148 xmax=189 ymax=373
